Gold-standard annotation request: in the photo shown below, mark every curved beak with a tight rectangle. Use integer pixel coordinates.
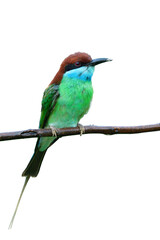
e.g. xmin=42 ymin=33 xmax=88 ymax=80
xmin=88 ymin=58 xmax=112 ymax=66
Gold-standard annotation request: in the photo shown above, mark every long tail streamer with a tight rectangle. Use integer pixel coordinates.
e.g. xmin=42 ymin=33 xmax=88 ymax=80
xmin=8 ymin=176 xmax=30 ymax=229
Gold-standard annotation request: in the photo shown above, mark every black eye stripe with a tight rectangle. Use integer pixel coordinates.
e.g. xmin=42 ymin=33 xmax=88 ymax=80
xmin=65 ymin=62 xmax=86 ymax=72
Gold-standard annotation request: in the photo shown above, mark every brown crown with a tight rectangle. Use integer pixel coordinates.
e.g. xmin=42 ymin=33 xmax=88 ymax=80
xmin=49 ymin=52 xmax=92 ymax=85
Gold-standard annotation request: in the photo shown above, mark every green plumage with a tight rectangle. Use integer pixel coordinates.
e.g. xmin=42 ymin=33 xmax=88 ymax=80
xmin=22 ymin=75 xmax=93 ymax=177
xmin=39 ymin=84 xmax=59 ymax=129
xmin=47 ymin=76 xmax=93 ymax=128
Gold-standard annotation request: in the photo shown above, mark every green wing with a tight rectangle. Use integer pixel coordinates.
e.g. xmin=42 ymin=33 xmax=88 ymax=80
xmin=39 ymin=84 xmax=60 ymax=128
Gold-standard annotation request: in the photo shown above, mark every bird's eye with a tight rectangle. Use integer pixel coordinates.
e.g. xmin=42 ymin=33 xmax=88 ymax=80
xmin=74 ymin=61 xmax=81 ymax=67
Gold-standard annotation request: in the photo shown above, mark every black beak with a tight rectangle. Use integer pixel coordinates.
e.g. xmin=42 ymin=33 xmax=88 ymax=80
xmin=88 ymin=58 xmax=112 ymax=66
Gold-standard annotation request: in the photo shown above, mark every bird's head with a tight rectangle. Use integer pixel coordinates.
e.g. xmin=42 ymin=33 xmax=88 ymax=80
xmin=50 ymin=52 xmax=112 ymax=85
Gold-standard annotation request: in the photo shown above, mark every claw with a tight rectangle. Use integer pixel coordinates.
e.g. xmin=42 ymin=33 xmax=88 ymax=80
xmin=50 ymin=126 xmax=58 ymax=137
xmin=77 ymin=123 xmax=85 ymax=136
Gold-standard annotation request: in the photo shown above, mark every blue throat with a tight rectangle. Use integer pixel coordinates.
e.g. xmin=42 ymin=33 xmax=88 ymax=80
xmin=63 ymin=66 xmax=95 ymax=81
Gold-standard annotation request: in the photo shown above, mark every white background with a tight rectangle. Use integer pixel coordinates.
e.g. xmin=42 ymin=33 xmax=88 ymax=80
xmin=0 ymin=0 xmax=160 ymax=239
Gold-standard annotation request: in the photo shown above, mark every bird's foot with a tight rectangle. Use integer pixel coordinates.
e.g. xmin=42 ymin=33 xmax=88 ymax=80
xmin=77 ymin=123 xmax=85 ymax=136
xmin=49 ymin=126 xmax=58 ymax=137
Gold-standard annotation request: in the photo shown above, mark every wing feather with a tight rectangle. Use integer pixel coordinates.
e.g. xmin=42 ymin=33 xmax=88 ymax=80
xmin=39 ymin=84 xmax=60 ymax=128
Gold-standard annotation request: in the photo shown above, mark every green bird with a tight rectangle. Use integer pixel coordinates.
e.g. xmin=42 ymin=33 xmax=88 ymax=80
xmin=9 ymin=52 xmax=112 ymax=228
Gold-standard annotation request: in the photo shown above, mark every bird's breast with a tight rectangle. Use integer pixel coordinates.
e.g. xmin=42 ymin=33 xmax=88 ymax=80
xmin=47 ymin=78 xmax=93 ymax=128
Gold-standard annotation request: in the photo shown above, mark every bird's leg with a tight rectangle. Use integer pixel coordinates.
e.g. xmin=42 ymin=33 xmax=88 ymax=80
xmin=49 ymin=126 xmax=58 ymax=137
xmin=77 ymin=123 xmax=85 ymax=136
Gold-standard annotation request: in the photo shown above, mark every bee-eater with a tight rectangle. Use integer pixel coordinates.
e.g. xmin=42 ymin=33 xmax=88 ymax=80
xmin=9 ymin=52 xmax=112 ymax=228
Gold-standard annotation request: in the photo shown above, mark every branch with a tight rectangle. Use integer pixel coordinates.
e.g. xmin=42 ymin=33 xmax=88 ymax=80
xmin=0 ymin=123 xmax=160 ymax=141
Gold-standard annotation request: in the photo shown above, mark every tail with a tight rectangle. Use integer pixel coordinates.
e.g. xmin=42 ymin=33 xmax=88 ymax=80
xmin=22 ymin=136 xmax=58 ymax=177
xmin=8 ymin=176 xmax=30 ymax=229
xmin=22 ymin=147 xmax=47 ymax=177
xmin=8 ymin=148 xmax=47 ymax=228
xmin=9 ymin=137 xmax=56 ymax=228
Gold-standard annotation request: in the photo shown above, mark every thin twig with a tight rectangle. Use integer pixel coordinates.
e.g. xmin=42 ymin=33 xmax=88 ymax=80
xmin=0 ymin=123 xmax=160 ymax=141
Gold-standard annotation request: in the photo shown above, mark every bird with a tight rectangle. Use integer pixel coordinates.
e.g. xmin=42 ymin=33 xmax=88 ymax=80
xmin=9 ymin=52 xmax=112 ymax=228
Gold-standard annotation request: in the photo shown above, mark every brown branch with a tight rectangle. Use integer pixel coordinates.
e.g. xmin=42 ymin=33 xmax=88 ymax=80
xmin=0 ymin=123 xmax=160 ymax=141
